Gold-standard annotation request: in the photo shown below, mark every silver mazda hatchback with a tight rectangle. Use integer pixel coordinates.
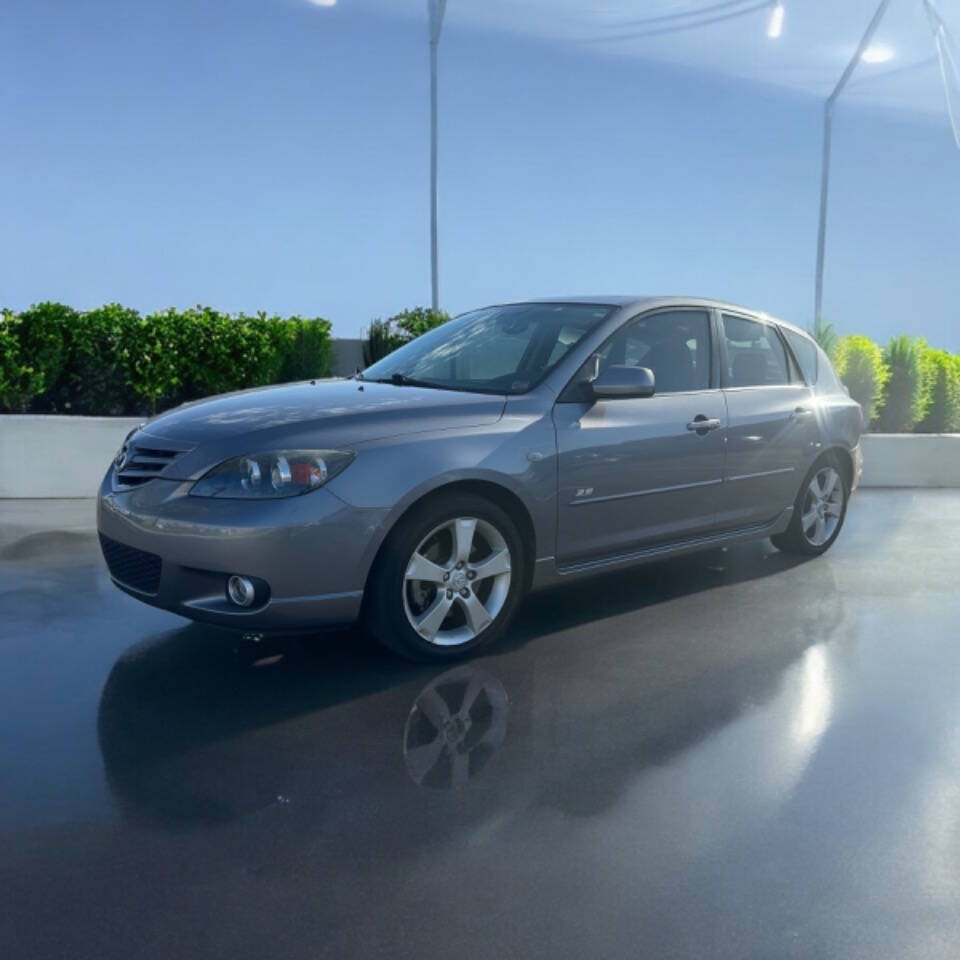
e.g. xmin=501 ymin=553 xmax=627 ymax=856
xmin=98 ymin=297 xmax=863 ymax=660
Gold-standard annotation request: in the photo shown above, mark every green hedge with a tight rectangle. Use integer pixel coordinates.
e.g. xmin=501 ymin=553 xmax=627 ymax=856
xmin=0 ymin=303 xmax=332 ymax=416
xmin=5 ymin=304 xmax=960 ymax=433
xmin=827 ymin=333 xmax=960 ymax=433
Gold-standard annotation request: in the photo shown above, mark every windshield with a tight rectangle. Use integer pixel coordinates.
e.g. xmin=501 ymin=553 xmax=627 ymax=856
xmin=361 ymin=303 xmax=614 ymax=394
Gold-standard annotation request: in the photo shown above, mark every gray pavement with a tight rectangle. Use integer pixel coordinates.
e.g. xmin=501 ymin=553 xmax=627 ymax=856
xmin=1 ymin=490 xmax=959 ymax=960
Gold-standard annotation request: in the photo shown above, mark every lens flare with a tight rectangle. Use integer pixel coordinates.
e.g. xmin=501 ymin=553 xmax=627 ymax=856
xmin=861 ymin=44 xmax=895 ymax=64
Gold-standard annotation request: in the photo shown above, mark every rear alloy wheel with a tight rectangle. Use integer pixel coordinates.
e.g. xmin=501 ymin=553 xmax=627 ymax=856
xmin=365 ymin=493 xmax=526 ymax=661
xmin=772 ymin=455 xmax=848 ymax=556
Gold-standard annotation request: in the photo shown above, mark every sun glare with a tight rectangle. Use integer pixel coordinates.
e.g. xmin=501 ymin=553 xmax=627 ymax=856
xmin=862 ymin=44 xmax=895 ymax=64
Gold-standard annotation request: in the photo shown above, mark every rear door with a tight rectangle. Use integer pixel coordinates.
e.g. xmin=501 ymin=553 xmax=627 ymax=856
xmin=716 ymin=312 xmax=818 ymax=529
xmin=553 ymin=308 xmax=727 ymax=564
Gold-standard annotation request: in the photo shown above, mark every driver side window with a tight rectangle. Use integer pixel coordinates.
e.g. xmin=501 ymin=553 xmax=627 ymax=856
xmin=595 ymin=310 xmax=712 ymax=394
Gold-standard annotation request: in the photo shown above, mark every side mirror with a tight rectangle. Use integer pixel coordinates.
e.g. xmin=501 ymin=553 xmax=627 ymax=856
xmin=590 ymin=365 xmax=655 ymax=400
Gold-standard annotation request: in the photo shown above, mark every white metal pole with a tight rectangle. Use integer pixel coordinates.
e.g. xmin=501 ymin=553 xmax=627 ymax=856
xmin=814 ymin=0 xmax=894 ymax=328
xmin=813 ymin=103 xmax=834 ymax=333
xmin=428 ymin=0 xmax=448 ymax=313
xmin=922 ymin=0 xmax=960 ymax=149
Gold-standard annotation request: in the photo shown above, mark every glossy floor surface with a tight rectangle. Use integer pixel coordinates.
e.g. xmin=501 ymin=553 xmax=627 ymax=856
xmin=2 ymin=492 xmax=959 ymax=959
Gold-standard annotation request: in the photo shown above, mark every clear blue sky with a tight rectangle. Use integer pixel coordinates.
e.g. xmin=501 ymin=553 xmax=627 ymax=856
xmin=1 ymin=0 xmax=958 ymax=348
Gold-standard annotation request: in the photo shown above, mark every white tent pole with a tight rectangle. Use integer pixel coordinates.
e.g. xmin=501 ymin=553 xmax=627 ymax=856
xmin=814 ymin=0 xmax=894 ymax=331
xmin=922 ymin=0 xmax=960 ymax=149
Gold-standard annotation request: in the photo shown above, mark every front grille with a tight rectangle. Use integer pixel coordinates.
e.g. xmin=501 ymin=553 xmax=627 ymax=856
xmin=115 ymin=445 xmax=182 ymax=487
xmin=99 ymin=534 xmax=162 ymax=595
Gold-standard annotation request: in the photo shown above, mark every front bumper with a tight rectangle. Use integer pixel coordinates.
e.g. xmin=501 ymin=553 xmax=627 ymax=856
xmin=97 ymin=470 xmax=389 ymax=630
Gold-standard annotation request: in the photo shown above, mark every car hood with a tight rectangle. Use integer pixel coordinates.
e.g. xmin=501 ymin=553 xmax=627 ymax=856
xmin=138 ymin=379 xmax=506 ymax=451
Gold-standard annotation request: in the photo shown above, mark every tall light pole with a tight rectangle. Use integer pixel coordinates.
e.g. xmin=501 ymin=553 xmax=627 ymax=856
xmin=813 ymin=0 xmax=894 ymax=331
xmin=428 ymin=0 xmax=448 ymax=313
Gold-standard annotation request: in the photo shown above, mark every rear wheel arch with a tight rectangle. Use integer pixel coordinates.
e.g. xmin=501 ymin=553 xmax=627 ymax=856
xmin=773 ymin=448 xmax=850 ymax=556
xmin=822 ymin=445 xmax=854 ymax=493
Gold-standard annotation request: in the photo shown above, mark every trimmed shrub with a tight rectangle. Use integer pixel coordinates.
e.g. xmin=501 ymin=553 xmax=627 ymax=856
xmin=175 ymin=308 xmax=281 ymax=402
xmin=811 ymin=317 xmax=839 ymax=360
xmin=362 ymin=319 xmax=404 ymax=366
xmin=876 ymin=336 xmax=929 ymax=433
xmin=0 ymin=310 xmax=46 ymax=412
xmin=14 ymin=302 xmax=74 ymax=408
xmin=50 ymin=303 xmax=141 ymax=415
xmin=834 ymin=335 xmax=889 ymax=425
xmin=392 ymin=306 xmax=450 ymax=340
xmin=123 ymin=308 xmax=188 ymax=413
xmin=168 ymin=309 xmax=333 ymax=405
xmin=274 ymin=315 xmax=334 ymax=383
xmin=916 ymin=348 xmax=960 ymax=434
xmin=0 ymin=304 xmax=333 ymax=416
xmin=362 ymin=306 xmax=451 ymax=366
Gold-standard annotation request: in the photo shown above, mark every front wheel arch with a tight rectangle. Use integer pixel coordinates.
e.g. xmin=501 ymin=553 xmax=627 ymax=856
xmin=363 ymin=479 xmax=537 ymax=599
xmin=362 ymin=487 xmax=529 ymax=660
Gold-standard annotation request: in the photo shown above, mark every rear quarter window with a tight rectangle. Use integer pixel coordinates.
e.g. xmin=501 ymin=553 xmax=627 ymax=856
xmin=783 ymin=329 xmax=819 ymax=385
xmin=814 ymin=345 xmax=846 ymax=394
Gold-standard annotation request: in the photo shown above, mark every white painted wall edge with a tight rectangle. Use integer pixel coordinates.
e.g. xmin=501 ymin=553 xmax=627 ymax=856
xmin=1 ymin=417 xmax=959 ymax=499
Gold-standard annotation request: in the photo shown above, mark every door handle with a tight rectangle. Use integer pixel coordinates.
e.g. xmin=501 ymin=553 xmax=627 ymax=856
xmin=792 ymin=406 xmax=814 ymax=418
xmin=686 ymin=416 xmax=722 ymax=434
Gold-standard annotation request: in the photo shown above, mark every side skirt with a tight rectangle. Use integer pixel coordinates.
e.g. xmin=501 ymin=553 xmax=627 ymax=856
xmin=531 ymin=507 xmax=793 ymax=590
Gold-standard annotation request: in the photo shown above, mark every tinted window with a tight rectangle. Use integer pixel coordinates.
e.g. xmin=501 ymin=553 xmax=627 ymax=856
xmin=362 ymin=303 xmax=613 ymax=394
xmin=814 ymin=344 xmax=845 ymax=394
xmin=722 ymin=314 xmax=790 ymax=387
xmin=783 ymin=329 xmax=818 ymax=384
xmin=593 ymin=310 xmax=711 ymax=394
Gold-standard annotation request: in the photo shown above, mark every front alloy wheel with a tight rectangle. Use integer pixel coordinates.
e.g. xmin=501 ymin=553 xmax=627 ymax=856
xmin=403 ymin=517 xmax=512 ymax=646
xmin=365 ymin=492 xmax=526 ymax=661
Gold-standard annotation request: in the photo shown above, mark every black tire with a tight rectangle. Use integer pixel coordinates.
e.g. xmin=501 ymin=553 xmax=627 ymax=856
xmin=363 ymin=492 xmax=528 ymax=662
xmin=771 ymin=452 xmax=849 ymax=556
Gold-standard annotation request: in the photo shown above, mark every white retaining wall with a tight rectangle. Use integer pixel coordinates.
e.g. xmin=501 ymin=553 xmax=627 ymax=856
xmin=0 ymin=415 xmax=142 ymax=498
xmin=1 ymin=417 xmax=959 ymax=498
xmin=859 ymin=433 xmax=960 ymax=488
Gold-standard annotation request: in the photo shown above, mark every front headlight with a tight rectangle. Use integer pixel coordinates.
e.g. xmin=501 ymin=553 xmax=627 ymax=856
xmin=190 ymin=450 xmax=354 ymax=499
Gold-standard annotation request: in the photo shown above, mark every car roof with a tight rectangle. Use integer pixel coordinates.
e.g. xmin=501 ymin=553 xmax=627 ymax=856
xmin=509 ymin=296 xmax=813 ymax=338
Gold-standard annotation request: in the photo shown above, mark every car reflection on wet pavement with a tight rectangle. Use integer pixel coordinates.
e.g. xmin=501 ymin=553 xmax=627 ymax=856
xmin=2 ymin=491 xmax=960 ymax=960
xmin=402 ymin=667 xmax=509 ymax=789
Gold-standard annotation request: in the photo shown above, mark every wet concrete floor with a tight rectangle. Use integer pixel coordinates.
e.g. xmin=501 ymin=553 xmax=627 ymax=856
xmin=1 ymin=490 xmax=959 ymax=959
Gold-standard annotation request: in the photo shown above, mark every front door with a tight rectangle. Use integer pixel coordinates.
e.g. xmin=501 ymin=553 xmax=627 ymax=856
xmin=554 ymin=309 xmax=727 ymax=564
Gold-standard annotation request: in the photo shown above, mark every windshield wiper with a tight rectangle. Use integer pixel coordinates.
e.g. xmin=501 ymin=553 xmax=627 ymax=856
xmin=367 ymin=372 xmax=443 ymax=389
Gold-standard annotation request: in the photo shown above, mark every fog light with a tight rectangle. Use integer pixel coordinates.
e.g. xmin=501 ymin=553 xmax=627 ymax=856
xmin=227 ymin=575 xmax=256 ymax=608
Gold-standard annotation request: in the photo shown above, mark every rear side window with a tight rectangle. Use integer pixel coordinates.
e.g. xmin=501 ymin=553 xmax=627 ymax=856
xmin=721 ymin=314 xmax=790 ymax=387
xmin=783 ymin=329 xmax=818 ymax=384
xmin=814 ymin=345 xmax=846 ymax=394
